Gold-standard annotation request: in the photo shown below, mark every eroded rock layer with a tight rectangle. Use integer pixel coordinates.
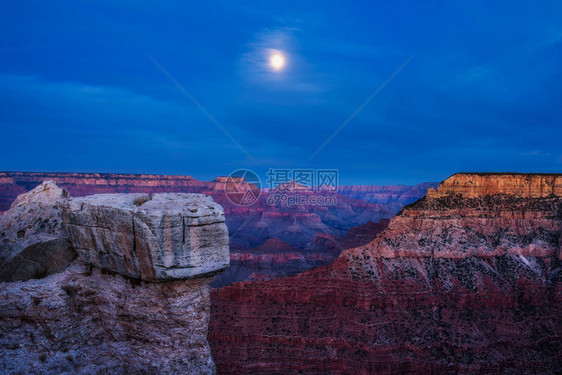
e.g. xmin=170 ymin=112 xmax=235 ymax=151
xmin=212 ymin=221 xmax=390 ymax=287
xmin=338 ymin=182 xmax=438 ymax=212
xmin=426 ymin=173 xmax=562 ymax=198
xmin=209 ymin=173 xmax=562 ymax=374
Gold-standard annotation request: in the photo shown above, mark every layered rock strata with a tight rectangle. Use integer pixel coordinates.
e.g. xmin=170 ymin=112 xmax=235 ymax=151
xmin=208 ymin=173 xmax=562 ymax=374
xmin=426 ymin=172 xmax=562 ymax=198
xmin=349 ymin=174 xmax=562 ymax=260
xmin=338 ymin=182 xmax=438 ymax=212
xmin=212 ymin=220 xmax=390 ymax=287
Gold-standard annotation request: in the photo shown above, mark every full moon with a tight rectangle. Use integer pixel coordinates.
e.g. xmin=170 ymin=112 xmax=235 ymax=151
xmin=269 ymin=53 xmax=285 ymax=71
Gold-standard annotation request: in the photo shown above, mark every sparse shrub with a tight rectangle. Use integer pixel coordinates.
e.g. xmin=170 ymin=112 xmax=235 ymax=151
xmin=133 ymin=195 xmax=150 ymax=206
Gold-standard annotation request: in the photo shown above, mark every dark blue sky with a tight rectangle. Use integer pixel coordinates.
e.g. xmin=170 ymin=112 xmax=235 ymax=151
xmin=1 ymin=1 xmax=561 ymax=185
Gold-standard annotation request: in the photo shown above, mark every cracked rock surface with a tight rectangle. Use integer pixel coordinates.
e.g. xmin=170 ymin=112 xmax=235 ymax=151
xmin=62 ymin=193 xmax=229 ymax=281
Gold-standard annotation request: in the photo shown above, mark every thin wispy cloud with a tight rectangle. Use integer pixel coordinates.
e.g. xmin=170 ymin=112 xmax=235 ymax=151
xmin=238 ymin=28 xmax=327 ymax=94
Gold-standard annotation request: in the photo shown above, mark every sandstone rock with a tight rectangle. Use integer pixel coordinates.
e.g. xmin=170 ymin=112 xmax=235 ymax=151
xmin=212 ymin=238 xmax=334 ymax=287
xmin=10 ymin=180 xmax=70 ymax=208
xmin=0 ymin=235 xmax=74 ymax=282
xmin=0 ymin=181 xmax=74 ymax=282
xmin=1 ymin=190 xmax=231 ymax=374
xmin=349 ymin=173 xmax=562 ymax=259
xmin=62 ymin=193 xmax=229 ymax=281
xmin=210 ymin=254 xmax=561 ymax=375
xmin=211 ymin=219 xmax=390 ymax=288
xmin=426 ymin=172 xmax=562 ymax=198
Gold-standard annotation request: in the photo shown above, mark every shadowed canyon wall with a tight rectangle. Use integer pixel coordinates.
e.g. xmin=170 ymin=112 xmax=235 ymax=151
xmin=209 ymin=173 xmax=562 ymax=374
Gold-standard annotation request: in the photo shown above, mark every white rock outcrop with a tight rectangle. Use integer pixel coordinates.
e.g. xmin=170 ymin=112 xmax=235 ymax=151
xmin=62 ymin=193 xmax=229 ymax=281
xmin=0 ymin=181 xmax=75 ymax=282
xmin=1 ymin=185 xmax=230 ymax=374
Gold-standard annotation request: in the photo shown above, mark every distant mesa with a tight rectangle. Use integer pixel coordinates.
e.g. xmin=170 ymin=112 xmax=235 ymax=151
xmin=427 ymin=172 xmax=562 ymax=198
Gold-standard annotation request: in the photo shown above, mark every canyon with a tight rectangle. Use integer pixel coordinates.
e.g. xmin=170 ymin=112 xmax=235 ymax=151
xmin=212 ymin=220 xmax=390 ymax=287
xmin=1 ymin=172 xmax=560 ymax=374
xmin=338 ymin=182 xmax=439 ymax=212
xmin=208 ymin=173 xmax=562 ymax=374
xmin=0 ymin=172 xmax=431 ymax=284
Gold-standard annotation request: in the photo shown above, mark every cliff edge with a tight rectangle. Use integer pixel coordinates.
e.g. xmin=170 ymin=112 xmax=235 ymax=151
xmin=0 ymin=184 xmax=229 ymax=374
xmin=209 ymin=172 xmax=562 ymax=374
xmin=348 ymin=172 xmax=562 ymax=259
xmin=426 ymin=172 xmax=562 ymax=198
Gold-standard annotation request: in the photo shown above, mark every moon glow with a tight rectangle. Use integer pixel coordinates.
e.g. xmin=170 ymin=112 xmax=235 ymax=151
xmin=269 ymin=53 xmax=286 ymax=71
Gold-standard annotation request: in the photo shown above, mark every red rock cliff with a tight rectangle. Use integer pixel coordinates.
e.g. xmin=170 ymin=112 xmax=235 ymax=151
xmin=351 ymin=173 xmax=562 ymax=260
xmin=426 ymin=172 xmax=562 ymax=198
xmin=209 ymin=173 xmax=562 ymax=374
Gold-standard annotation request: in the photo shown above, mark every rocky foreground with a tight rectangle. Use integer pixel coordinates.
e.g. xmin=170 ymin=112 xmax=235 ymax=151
xmin=0 ymin=183 xmax=229 ymax=374
xmin=208 ymin=173 xmax=562 ymax=374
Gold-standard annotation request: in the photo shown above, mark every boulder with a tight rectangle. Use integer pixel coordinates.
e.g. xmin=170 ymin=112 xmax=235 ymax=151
xmin=0 ymin=235 xmax=74 ymax=282
xmin=62 ymin=193 xmax=229 ymax=281
xmin=10 ymin=180 xmax=70 ymax=208
xmin=1 ymin=189 xmax=230 ymax=374
xmin=0 ymin=181 xmax=75 ymax=282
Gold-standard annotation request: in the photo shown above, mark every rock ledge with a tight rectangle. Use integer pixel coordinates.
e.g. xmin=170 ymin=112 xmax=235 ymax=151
xmin=62 ymin=193 xmax=229 ymax=282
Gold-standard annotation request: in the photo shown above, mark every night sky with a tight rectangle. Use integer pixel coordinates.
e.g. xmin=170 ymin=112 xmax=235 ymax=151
xmin=1 ymin=1 xmax=561 ymax=185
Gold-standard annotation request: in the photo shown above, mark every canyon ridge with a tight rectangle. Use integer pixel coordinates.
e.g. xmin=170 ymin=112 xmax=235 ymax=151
xmin=0 ymin=172 xmax=435 ymax=285
xmin=1 ymin=172 xmax=560 ymax=374
xmin=209 ymin=173 xmax=562 ymax=374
